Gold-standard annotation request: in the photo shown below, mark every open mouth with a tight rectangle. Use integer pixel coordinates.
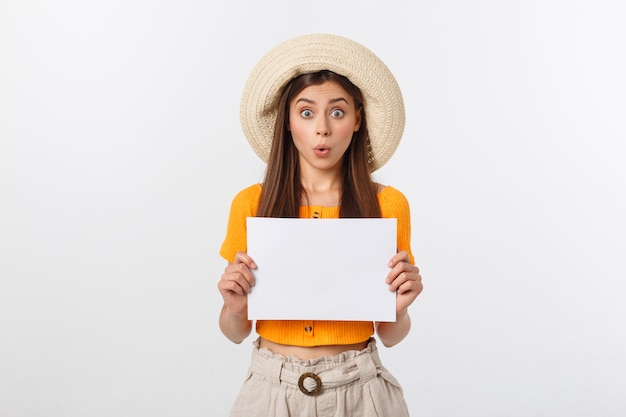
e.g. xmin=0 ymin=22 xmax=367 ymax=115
xmin=314 ymin=146 xmax=330 ymax=157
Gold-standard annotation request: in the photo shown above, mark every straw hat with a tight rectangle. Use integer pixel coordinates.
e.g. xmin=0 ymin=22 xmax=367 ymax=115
xmin=240 ymin=33 xmax=405 ymax=172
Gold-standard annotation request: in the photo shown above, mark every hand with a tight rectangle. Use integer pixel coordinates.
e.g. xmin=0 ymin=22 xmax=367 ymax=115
xmin=385 ymin=250 xmax=423 ymax=313
xmin=217 ymin=251 xmax=257 ymax=315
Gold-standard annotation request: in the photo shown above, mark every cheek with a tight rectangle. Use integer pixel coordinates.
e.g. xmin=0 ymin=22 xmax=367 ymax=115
xmin=289 ymin=118 xmax=311 ymax=141
xmin=336 ymin=123 xmax=356 ymax=140
xmin=288 ymin=125 xmax=309 ymax=154
xmin=289 ymin=124 xmax=306 ymax=144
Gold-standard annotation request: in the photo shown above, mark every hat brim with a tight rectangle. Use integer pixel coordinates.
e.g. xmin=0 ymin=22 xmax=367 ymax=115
xmin=240 ymin=33 xmax=405 ymax=172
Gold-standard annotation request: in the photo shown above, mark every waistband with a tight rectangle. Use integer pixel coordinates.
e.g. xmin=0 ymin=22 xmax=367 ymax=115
xmin=249 ymin=338 xmax=381 ymax=395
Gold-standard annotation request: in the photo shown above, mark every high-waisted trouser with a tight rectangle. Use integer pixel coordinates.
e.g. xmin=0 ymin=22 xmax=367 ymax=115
xmin=229 ymin=338 xmax=410 ymax=417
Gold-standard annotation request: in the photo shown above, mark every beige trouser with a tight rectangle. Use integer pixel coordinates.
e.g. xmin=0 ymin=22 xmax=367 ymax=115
xmin=229 ymin=338 xmax=410 ymax=417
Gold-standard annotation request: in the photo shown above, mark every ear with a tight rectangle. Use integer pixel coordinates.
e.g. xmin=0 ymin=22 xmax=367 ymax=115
xmin=354 ymin=107 xmax=362 ymax=132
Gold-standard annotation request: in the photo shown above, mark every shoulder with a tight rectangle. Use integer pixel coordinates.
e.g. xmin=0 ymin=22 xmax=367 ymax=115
xmin=232 ymin=183 xmax=262 ymax=200
xmin=377 ymin=184 xmax=409 ymax=205
xmin=376 ymin=185 xmax=411 ymax=217
xmin=229 ymin=183 xmax=262 ymax=214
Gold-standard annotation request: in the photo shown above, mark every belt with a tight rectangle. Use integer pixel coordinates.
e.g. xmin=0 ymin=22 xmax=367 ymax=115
xmin=249 ymin=345 xmax=380 ymax=396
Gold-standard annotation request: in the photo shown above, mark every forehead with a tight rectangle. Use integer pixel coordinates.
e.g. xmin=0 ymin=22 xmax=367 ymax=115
xmin=291 ymin=81 xmax=353 ymax=104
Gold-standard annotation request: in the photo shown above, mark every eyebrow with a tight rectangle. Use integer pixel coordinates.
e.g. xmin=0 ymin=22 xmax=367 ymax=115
xmin=295 ymin=97 xmax=350 ymax=106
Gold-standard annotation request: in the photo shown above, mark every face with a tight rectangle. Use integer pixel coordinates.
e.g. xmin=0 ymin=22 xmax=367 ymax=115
xmin=288 ymin=81 xmax=362 ymax=174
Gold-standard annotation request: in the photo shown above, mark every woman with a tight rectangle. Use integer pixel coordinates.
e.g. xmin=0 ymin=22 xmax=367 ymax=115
xmin=218 ymin=33 xmax=423 ymax=416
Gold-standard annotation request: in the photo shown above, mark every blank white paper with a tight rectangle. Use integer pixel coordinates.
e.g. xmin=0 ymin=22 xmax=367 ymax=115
xmin=246 ymin=217 xmax=397 ymax=321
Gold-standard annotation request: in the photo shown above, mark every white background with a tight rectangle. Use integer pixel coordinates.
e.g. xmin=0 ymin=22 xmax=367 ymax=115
xmin=1 ymin=1 xmax=625 ymax=416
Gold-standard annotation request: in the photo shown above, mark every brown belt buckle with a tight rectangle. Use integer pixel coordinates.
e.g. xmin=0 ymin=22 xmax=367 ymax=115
xmin=298 ymin=372 xmax=322 ymax=396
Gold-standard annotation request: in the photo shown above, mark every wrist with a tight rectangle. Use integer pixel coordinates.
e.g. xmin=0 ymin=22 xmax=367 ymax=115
xmin=396 ymin=308 xmax=409 ymax=321
xmin=223 ymin=304 xmax=248 ymax=320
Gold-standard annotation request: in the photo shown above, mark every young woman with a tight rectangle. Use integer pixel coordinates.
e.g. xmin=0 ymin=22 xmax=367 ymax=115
xmin=218 ymin=34 xmax=423 ymax=417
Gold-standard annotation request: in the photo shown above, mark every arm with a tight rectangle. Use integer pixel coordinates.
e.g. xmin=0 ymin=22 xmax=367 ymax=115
xmin=375 ymin=250 xmax=423 ymax=347
xmin=217 ymin=251 xmax=257 ymax=344
xmin=376 ymin=309 xmax=411 ymax=348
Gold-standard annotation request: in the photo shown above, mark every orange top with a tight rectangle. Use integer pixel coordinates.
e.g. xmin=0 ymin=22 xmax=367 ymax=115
xmin=220 ymin=183 xmax=414 ymax=346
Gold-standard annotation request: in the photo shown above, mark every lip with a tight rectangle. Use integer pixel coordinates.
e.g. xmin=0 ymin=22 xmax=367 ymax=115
xmin=314 ymin=145 xmax=330 ymax=158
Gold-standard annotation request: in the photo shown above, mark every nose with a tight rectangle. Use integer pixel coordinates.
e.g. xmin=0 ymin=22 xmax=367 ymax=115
xmin=316 ymin=116 xmax=330 ymax=136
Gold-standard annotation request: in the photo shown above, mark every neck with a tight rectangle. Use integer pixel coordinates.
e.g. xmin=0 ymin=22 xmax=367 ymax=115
xmin=299 ymin=172 xmax=342 ymax=207
xmin=299 ymin=162 xmax=342 ymax=191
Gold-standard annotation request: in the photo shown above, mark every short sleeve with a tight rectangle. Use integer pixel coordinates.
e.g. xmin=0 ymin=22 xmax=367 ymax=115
xmin=378 ymin=186 xmax=415 ymax=264
xmin=219 ymin=184 xmax=262 ymax=263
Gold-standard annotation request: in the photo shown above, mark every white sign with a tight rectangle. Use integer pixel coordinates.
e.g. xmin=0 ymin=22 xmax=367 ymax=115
xmin=246 ymin=217 xmax=397 ymax=321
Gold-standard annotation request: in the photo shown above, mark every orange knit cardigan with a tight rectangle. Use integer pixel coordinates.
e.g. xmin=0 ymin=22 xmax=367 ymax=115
xmin=220 ymin=183 xmax=414 ymax=347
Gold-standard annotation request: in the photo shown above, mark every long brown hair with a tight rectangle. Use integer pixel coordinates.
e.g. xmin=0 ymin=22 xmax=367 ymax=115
xmin=256 ymin=70 xmax=381 ymax=218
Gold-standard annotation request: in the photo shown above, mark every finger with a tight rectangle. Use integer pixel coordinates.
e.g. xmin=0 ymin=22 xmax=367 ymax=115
xmin=388 ymin=267 xmax=422 ymax=291
xmin=225 ymin=258 xmax=257 ymax=287
xmin=220 ymin=259 xmax=256 ymax=293
xmin=387 ymin=271 xmax=409 ymax=291
xmin=387 ymin=250 xmax=411 ymax=267
xmin=396 ymin=277 xmax=423 ymax=295
xmin=234 ymin=251 xmax=257 ymax=270
xmin=230 ymin=262 xmax=256 ymax=288
xmin=385 ymin=261 xmax=416 ymax=285
xmin=218 ymin=277 xmax=247 ymax=296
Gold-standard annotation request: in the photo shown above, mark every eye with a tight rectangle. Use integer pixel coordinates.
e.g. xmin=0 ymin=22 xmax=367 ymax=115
xmin=300 ymin=109 xmax=313 ymax=118
xmin=331 ymin=109 xmax=344 ymax=118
